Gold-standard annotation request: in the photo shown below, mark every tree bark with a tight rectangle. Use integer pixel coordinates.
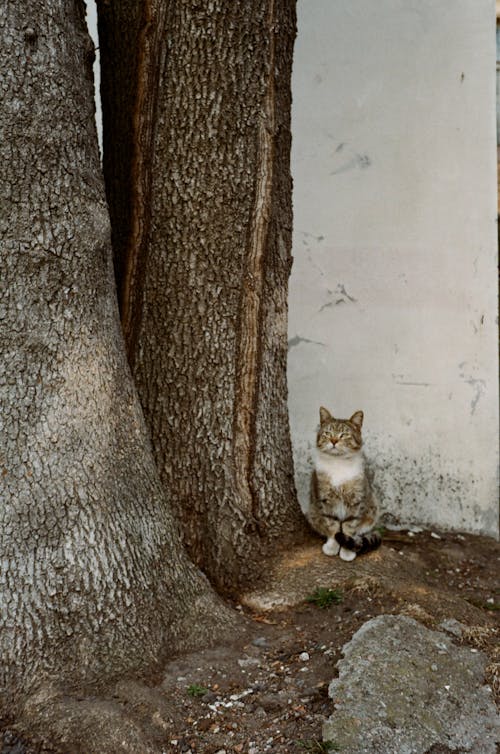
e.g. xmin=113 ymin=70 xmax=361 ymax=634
xmin=99 ymin=0 xmax=307 ymax=594
xmin=0 ymin=0 xmax=231 ymax=707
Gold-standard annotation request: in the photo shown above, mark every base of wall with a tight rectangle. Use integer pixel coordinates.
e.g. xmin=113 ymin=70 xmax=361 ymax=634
xmin=293 ymin=435 xmax=499 ymax=540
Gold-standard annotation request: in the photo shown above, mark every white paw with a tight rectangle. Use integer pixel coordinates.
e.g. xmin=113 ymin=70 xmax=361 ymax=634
xmin=322 ymin=538 xmax=340 ymax=556
xmin=339 ymin=547 xmax=357 ymax=562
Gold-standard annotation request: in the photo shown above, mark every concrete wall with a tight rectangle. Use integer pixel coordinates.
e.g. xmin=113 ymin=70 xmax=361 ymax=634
xmin=289 ymin=0 xmax=499 ymax=536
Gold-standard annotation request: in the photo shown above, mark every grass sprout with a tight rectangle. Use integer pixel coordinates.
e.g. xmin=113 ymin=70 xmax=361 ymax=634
xmin=306 ymin=587 xmax=343 ymax=609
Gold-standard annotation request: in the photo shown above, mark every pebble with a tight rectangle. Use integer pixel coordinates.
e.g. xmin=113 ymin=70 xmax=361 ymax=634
xmin=197 ymin=719 xmax=211 ymax=732
xmin=439 ymin=618 xmax=465 ymax=638
xmin=299 ymin=652 xmax=310 ymax=661
xmin=202 ymin=691 xmax=217 ymax=703
xmin=238 ymin=657 xmax=260 ymax=668
xmin=257 ymin=693 xmax=287 ymax=711
xmin=252 ymin=637 xmax=268 ymax=647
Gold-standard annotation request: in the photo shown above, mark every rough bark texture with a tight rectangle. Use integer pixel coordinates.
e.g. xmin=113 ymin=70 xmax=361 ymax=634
xmin=0 ymin=0 xmax=232 ymax=708
xmin=99 ymin=0 xmax=307 ymax=594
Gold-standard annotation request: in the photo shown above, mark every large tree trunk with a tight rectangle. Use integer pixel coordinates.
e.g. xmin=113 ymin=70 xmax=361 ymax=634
xmin=99 ymin=0 xmax=307 ymax=593
xmin=0 ymin=0 xmax=231 ymax=708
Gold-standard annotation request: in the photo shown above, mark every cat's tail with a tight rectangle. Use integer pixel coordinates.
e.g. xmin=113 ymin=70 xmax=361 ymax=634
xmin=335 ymin=529 xmax=381 ymax=555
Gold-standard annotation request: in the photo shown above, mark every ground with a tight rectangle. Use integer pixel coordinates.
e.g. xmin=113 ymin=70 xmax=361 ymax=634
xmin=2 ymin=529 xmax=499 ymax=754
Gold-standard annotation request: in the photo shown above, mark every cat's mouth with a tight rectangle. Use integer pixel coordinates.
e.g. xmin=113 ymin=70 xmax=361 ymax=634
xmin=320 ymin=444 xmax=343 ymax=455
xmin=319 ymin=444 xmax=357 ymax=457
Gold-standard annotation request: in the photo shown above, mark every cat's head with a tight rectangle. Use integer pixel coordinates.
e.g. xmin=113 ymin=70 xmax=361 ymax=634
xmin=316 ymin=406 xmax=363 ymax=456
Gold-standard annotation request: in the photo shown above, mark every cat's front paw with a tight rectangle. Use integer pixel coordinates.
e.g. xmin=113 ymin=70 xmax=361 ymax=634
xmin=339 ymin=547 xmax=357 ymax=562
xmin=322 ymin=538 xmax=340 ymax=556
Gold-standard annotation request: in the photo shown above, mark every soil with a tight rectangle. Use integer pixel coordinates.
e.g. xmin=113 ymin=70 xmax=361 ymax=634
xmin=2 ymin=529 xmax=499 ymax=754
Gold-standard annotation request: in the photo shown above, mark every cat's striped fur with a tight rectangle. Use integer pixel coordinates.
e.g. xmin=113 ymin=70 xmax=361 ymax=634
xmin=308 ymin=406 xmax=380 ymax=562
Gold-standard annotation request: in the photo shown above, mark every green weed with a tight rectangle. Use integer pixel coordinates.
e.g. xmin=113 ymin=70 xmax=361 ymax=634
xmin=186 ymin=683 xmax=209 ymax=698
xmin=306 ymin=587 xmax=343 ymax=609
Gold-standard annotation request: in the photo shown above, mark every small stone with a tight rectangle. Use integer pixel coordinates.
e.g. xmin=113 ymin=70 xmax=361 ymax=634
xmin=252 ymin=636 xmax=268 ymax=647
xmin=439 ymin=618 xmax=465 ymax=638
xmin=430 ymin=531 xmax=442 ymax=539
xmin=238 ymin=656 xmax=260 ymax=668
xmin=299 ymin=651 xmax=310 ymax=661
xmin=430 ymin=664 xmax=438 ymax=672
xmin=257 ymin=693 xmax=287 ymax=711
xmin=202 ymin=691 xmax=217 ymax=703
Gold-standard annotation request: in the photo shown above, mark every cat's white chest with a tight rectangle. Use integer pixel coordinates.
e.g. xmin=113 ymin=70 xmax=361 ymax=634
xmin=314 ymin=451 xmax=364 ymax=487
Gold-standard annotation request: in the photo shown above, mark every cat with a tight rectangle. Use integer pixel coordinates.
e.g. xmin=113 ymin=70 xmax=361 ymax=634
xmin=308 ymin=406 xmax=381 ymax=561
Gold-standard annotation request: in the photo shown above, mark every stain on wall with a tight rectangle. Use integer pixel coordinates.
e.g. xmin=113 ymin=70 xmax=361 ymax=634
xmin=288 ymin=0 xmax=499 ymax=537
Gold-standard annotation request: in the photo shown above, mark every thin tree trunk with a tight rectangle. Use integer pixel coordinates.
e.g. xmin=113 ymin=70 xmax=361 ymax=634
xmin=99 ymin=0 xmax=307 ymax=594
xmin=0 ymin=0 xmax=231 ymax=707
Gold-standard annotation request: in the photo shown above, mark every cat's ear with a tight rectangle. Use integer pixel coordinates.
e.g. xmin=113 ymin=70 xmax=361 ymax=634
xmin=319 ymin=406 xmax=333 ymax=424
xmin=350 ymin=410 xmax=364 ymax=430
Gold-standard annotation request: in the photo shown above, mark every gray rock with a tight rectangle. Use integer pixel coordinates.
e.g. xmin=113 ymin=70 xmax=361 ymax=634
xmin=201 ymin=690 xmax=217 ymax=703
xmin=237 ymin=656 xmax=260 ymax=668
xmin=323 ymin=615 xmax=500 ymax=754
xmin=438 ymin=618 xmax=466 ymax=638
xmin=252 ymin=636 xmax=268 ymax=648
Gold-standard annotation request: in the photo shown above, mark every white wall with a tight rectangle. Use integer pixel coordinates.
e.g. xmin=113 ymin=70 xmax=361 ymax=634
xmin=85 ymin=1 xmax=102 ymax=152
xmin=289 ymin=0 xmax=499 ymax=536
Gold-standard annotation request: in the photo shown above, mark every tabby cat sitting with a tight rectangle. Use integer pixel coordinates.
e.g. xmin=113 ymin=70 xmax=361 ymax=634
xmin=308 ymin=406 xmax=381 ymax=562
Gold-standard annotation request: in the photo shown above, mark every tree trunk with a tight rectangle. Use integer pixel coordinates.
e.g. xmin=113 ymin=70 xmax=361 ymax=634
xmin=0 ymin=0 xmax=231 ymax=707
xmin=99 ymin=0 xmax=307 ymax=594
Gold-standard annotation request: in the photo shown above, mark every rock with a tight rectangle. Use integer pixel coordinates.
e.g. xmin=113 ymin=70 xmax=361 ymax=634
xmin=252 ymin=636 xmax=268 ymax=648
xmin=299 ymin=652 xmax=310 ymax=661
xmin=237 ymin=656 xmax=260 ymax=668
xmin=323 ymin=615 xmax=500 ymax=754
xmin=201 ymin=690 xmax=217 ymax=703
xmin=438 ymin=618 xmax=466 ymax=638
xmin=255 ymin=693 xmax=287 ymax=712
xmin=196 ymin=719 xmax=212 ymax=732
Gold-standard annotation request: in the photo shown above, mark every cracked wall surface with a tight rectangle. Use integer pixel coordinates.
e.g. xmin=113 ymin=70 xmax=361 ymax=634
xmin=288 ymin=0 xmax=499 ymax=537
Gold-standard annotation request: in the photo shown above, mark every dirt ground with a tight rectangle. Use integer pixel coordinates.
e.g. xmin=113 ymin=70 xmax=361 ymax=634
xmin=2 ymin=529 xmax=499 ymax=754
